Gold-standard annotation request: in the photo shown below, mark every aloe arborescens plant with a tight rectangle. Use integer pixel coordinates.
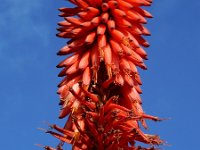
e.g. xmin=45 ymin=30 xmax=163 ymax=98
xmin=45 ymin=0 xmax=164 ymax=149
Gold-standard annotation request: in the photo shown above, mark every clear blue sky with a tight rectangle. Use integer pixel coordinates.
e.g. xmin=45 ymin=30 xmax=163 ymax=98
xmin=0 ymin=0 xmax=200 ymax=149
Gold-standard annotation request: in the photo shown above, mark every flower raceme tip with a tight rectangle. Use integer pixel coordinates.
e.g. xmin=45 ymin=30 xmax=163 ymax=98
xmin=44 ymin=0 xmax=164 ymax=149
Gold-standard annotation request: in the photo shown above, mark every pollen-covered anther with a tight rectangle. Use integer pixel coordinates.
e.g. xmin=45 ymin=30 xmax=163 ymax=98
xmin=121 ymin=37 xmax=132 ymax=48
xmin=72 ymin=131 xmax=80 ymax=144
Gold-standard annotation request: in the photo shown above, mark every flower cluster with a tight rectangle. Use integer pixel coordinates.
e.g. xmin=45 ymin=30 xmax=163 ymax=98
xmin=45 ymin=0 xmax=163 ymax=149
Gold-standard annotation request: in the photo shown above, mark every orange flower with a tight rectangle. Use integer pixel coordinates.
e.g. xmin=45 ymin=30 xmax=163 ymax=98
xmin=45 ymin=0 xmax=164 ymax=149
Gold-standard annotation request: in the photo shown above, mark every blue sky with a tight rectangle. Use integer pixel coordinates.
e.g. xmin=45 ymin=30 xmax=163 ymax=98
xmin=0 ymin=0 xmax=200 ymax=149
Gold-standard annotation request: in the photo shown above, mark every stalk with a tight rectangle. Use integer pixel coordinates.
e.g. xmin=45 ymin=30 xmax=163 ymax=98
xmin=44 ymin=0 xmax=164 ymax=149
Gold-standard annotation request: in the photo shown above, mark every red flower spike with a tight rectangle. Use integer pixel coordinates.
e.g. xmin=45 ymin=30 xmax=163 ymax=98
xmin=44 ymin=0 xmax=165 ymax=149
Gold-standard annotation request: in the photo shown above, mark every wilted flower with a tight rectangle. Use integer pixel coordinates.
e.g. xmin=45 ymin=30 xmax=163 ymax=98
xmin=45 ymin=0 xmax=164 ymax=149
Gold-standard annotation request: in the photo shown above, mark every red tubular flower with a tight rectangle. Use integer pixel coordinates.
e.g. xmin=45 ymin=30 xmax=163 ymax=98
xmin=45 ymin=0 xmax=164 ymax=149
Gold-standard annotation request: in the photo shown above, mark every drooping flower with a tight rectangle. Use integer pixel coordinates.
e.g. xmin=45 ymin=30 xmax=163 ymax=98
xmin=45 ymin=0 xmax=164 ymax=149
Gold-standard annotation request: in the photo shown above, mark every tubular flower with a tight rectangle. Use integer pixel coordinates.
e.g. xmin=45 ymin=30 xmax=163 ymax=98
xmin=45 ymin=0 xmax=163 ymax=149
